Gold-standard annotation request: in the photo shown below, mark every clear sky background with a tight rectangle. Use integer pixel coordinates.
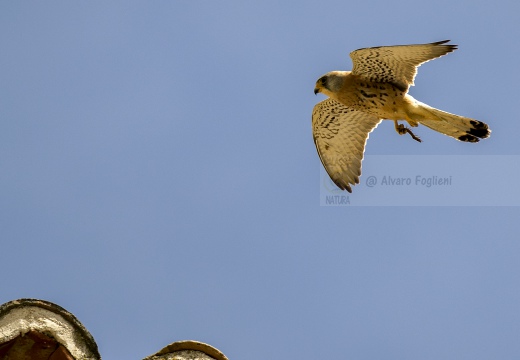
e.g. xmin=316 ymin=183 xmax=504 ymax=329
xmin=1 ymin=1 xmax=519 ymax=359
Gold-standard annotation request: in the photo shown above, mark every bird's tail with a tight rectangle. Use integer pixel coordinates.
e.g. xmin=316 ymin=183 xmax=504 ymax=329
xmin=413 ymin=101 xmax=491 ymax=142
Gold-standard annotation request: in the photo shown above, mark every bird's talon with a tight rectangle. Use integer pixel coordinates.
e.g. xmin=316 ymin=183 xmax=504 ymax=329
xmin=395 ymin=123 xmax=421 ymax=142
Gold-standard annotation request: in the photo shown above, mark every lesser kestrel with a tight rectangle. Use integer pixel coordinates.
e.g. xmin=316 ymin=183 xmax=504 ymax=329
xmin=313 ymin=40 xmax=491 ymax=192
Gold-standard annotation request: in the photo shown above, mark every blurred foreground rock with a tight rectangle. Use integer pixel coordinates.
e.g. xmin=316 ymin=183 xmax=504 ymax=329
xmin=0 ymin=299 xmax=100 ymax=360
xmin=0 ymin=299 xmax=228 ymax=360
xmin=143 ymin=340 xmax=228 ymax=360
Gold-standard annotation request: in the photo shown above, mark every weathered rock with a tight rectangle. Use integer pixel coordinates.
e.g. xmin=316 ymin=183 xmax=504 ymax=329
xmin=1 ymin=299 xmax=229 ymax=360
xmin=0 ymin=299 xmax=100 ymax=360
xmin=143 ymin=340 xmax=228 ymax=360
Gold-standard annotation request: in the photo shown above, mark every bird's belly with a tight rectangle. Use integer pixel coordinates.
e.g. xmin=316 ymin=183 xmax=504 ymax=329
xmin=336 ymin=83 xmax=409 ymax=120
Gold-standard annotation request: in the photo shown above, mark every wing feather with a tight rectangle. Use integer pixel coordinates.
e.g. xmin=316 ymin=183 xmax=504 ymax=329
xmin=312 ymin=99 xmax=382 ymax=192
xmin=350 ymin=40 xmax=457 ymax=91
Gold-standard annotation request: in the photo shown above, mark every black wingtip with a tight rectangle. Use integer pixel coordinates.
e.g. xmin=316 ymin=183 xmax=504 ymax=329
xmin=333 ymin=179 xmax=353 ymax=193
xmin=433 ymin=39 xmax=458 ymax=52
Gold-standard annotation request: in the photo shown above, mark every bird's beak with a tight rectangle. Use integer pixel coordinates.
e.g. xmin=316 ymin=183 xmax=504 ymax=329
xmin=314 ymin=87 xmax=320 ymax=95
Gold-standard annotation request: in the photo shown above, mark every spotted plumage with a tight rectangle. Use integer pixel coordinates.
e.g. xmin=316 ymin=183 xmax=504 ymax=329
xmin=313 ymin=40 xmax=491 ymax=192
xmin=313 ymin=99 xmax=381 ymax=192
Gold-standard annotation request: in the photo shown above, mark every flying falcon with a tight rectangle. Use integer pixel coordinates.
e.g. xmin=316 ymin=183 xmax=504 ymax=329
xmin=313 ymin=40 xmax=491 ymax=192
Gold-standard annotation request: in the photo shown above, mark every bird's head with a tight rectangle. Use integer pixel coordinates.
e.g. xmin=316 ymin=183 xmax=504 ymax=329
xmin=314 ymin=71 xmax=346 ymax=97
xmin=314 ymin=76 xmax=328 ymax=95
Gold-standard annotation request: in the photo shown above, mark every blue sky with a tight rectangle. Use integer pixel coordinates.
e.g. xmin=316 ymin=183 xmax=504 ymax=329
xmin=1 ymin=1 xmax=519 ymax=359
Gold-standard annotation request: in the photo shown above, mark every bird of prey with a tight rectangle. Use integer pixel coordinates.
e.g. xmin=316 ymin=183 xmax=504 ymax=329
xmin=313 ymin=40 xmax=491 ymax=192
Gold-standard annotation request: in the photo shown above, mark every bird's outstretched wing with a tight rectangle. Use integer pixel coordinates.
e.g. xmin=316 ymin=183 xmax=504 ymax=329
xmin=312 ymin=98 xmax=382 ymax=192
xmin=350 ymin=40 xmax=457 ymax=91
